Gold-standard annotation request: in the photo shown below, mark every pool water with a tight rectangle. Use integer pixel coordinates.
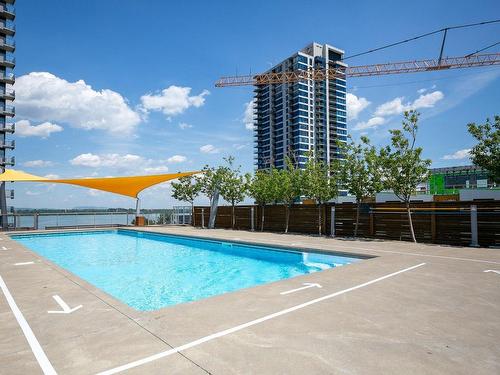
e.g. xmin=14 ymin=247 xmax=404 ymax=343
xmin=11 ymin=230 xmax=361 ymax=311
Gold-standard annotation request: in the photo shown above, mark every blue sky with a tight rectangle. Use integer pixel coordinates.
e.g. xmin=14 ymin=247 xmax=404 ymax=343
xmin=11 ymin=0 xmax=500 ymax=208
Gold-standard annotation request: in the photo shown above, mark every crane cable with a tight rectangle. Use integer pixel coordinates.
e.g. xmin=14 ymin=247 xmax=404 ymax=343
xmin=343 ymin=19 xmax=500 ymax=60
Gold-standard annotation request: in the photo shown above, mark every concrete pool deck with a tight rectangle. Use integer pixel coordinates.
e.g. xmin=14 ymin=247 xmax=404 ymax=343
xmin=0 ymin=226 xmax=499 ymax=374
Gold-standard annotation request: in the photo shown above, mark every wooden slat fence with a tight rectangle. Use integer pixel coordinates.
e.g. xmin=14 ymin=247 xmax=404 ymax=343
xmin=193 ymin=201 xmax=500 ymax=248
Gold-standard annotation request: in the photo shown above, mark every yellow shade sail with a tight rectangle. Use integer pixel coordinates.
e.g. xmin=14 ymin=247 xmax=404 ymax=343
xmin=0 ymin=169 xmax=201 ymax=198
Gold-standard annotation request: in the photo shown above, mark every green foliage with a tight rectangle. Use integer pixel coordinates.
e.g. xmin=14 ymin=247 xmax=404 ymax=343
xmin=467 ymin=115 xmax=500 ymax=183
xmin=219 ymin=157 xmax=247 ymax=206
xmin=247 ymin=169 xmax=277 ymax=206
xmin=338 ymin=136 xmax=383 ymax=237
xmin=275 ymin=158 xmax=304 ymax=233
xmin=219 ymin=157 xmax=248 ymax=228
xmin=303 ymin=153 xmax=339 ymax=205
xmin=380 ymin=110 xmax=431 ymax=242
xmin=339 ymin=136 xmax=383 ymax=202
xmin=197 ymin=162 xmax=229 ymax=201
xmin=303 ymin=153 xmax=340 ymax=235
xmin=380 ymin=110 xmax=431 ymax=203
xmin=171 ymin=176 xmax=201 ymax=206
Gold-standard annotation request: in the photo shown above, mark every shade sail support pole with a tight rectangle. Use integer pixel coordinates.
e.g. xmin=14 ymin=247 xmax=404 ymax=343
xmin=136 ymin=198 xmax=141 ymax=217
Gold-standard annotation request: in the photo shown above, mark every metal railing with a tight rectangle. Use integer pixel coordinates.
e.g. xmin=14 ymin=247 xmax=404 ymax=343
xmin=0 ymin=210 xmax=188 ymax=231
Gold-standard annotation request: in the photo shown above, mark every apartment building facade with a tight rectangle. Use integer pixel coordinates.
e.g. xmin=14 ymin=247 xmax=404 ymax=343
xmin=254 ymin=42 xmax=348 ymax=170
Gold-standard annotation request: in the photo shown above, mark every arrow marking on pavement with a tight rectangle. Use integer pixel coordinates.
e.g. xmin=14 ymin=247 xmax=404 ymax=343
xmin=47 ymin=295 xmax=82 ymax=314
xmin=484 ymin=270 xmax=500 ymax=275
xmin=280 ymin=283 xmax=322 ymax=295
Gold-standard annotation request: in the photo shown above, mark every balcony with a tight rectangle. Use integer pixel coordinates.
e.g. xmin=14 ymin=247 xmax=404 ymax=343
xmin=0 ymin=88 xmax=14 ymax=100
xmin=0 ymin=72 xmax=14 ymax=84
xmin=0 ymin=37 xmax=15 ymax=52
xmin=0 ymin=156 xmax=15 ymax=166
xmin=0 ymin=122 xmax=14 ymax=132
xmin=0 ymin=104 xmax=14 ymax=116
xmin=0 ymin=54 xmax=14 ymax=68
xmin=0 ymin=5 xmax=15 ymax=20
xmin=0 ymin=21 xmax=14 ymax=36
xmin=0 ymin=139 xmax=14 ymax=149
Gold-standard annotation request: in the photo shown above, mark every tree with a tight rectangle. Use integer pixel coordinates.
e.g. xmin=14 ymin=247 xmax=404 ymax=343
xmin=275 ymin=158 xmax=303 ymax=233
xmin=303 ymin=154 xmax=339 ymax=235
xmin=467 ymin=115 xmax=500 ymax=184
xmin=197 ymin=163 xmax=229 ymax=229
xmin=339 ymin=136 xmax=383 ymax=237
xmin=247 ymin=169 xmax=277 ymax=231
xmin=380 ymin=110 xmax=431 ymax=243
xmin=171 ymin=176 xmax=201 ymax=226
xmin=219 ymin=157 xmax=247 ymax=229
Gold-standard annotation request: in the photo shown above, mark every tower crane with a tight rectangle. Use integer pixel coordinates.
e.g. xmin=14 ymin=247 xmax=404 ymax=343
xmin=215 ymin=52 xmax=500 ymax=87
xmin=215 ymin=20 xmax=500 ymax=87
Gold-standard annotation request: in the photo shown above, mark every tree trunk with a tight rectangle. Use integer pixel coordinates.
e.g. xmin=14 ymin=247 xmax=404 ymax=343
xmin=191 ymin=202 xmax=195 ymax=227
xmin=260 ymin=204 xmax=265 ymax=232
xmin=406 ymin=201 xmax=416 ymax=243
xmin=285 ymin=204 xmax=290 ymax=233
xmin=231 ymin=203 xmax=235 ymax=229
xmin=318 ymin=203 xmax=322 ymax=236
xmin=354 ymin=201 xmax=360 ymax=238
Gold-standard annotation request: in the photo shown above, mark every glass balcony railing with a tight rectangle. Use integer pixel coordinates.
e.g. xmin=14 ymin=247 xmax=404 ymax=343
xmin=0 ymin=21 xmax=15 ymax=32
xmin=0 ymin=37 xmax=15 ymax=49
xmin=0 ymin=54 xmax=14 ymax=65
xmin=0 ymin=105 xmax=15 ymax=114
xmin=0 ymin=140 xmax=14 ymax=148
xmin=0 ymin=88 xmax=14 ymax=97
xmin=0 ymin=5 xmax=15 ymax=16
xmin=0 ymin=122 xmax=15 ymax=132
xmin=0 ymin=72 xmax=14 ymax=81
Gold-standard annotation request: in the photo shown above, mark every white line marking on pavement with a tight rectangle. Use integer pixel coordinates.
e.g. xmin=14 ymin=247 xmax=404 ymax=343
xmin=14 ymin=261 xmax=35 ymax=266
xmin=484 ymin=270 xmax=500 ymax=275
xmin=1 ymin=246 xmax=8 ymax=250
xmin=0 ymin=275 xmax=57 ymax=375
xmin=97 ymin=262 xmax=426 ymax=375
xmin=280 ymin=283 xmax=322 ymax=295
xmin=47 ymin=295 xmax=82 ymax=314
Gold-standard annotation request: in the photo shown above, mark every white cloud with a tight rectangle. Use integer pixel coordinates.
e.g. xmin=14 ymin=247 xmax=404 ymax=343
xmin=22 ymin=159 xmax=54 ymax=168
xmin=26 ymin=190 xmax=41 ymax=196
xmin=353 ymin=116 xmax=386 ymax=131
xmin=243 ymin=99 xmax=255 ymax=130
xmin=374 ymin=97 xmax=406 ymax=116
xmin=412 ymin=91 xmax=444 ymax=109
xmin=15 ymin=72 xmax=141 ymax=135
xmin=417 ymin=88 xmax=427 ymax=94
xmin=44 ymin=174 xmax=60 ymax=179
xmin=167 ymin=155 xmax=187 ymax=163
xmin=200 ymin=144 xmax=220 ymax=154
xmin=143 ymin=166 xmax=169 ymax=174
xmin=70 ymin=153 xmax=143 ymax=168
xmin=233 ymin=143 xmax=247 ymax=150
xmin=375 ymin=91 xmax=444 ymax=116
xmin=140 ymin=86 xmax=209 ymax=117
xmin=179 ymin=122 xmax=193 ymax=130
xmin=442 ymin=149 xmax=471 ymax=160
xmin=16 ymin=120 xmax=63 ymax=138
xmin=346 ymin=93 xmax=370 ymax=120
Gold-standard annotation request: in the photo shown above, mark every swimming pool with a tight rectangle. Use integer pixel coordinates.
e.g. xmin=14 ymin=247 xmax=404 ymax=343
xmin=11 ymin=230 xmax=362 ymax=311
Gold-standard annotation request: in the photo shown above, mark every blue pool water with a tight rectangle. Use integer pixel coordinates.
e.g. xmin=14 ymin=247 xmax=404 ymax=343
xmin=11 ymin=230 xmax=361 ymax=311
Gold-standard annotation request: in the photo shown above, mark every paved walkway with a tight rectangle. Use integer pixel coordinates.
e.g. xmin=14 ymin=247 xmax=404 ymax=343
xmin=1 ymin=226 xmax=499 ymax=374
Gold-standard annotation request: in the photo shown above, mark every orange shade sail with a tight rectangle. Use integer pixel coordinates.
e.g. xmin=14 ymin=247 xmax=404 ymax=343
xmin=0 ymin=169 xmax=201 ymax=198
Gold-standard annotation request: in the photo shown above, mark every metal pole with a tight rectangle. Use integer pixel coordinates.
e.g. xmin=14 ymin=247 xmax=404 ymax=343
xmin=201 ymin=208 xmax=205 ymax=229
xmin=250 ymin=206 xmax=255 ymax=232
xmin=470 ymin=204 xmax=479 ymax=247
xmin=135 ymin=198 xmax=140 ymax=217
xmin=34 ymin=213 xmax=38 ymax=230
xmin=208 ymin=188 xmax=219 ymax=229
xmin=330 ymin=206 xmax=336 ymax=238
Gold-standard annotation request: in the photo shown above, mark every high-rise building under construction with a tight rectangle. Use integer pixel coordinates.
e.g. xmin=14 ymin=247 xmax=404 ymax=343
xmin=254 ymin=42 xmax=347 ymax=170
xmin=0 ymin=0 xmax=15 ymax=229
